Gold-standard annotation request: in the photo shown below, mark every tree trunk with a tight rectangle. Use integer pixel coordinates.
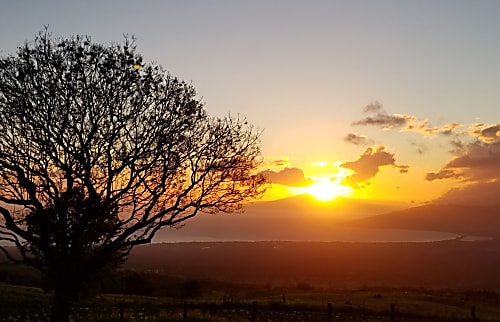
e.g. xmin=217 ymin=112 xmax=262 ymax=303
xmin=50 ymin=283 xmax=72 ymax=322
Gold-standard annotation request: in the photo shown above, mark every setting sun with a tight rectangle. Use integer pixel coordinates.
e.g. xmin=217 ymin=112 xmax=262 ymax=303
xmin=294 ymin=178 xmax=353 ymax=202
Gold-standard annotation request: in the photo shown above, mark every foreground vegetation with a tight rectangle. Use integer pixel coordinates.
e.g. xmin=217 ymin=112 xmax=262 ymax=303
xmin=1 ymin=263 xmax=500 ymax=321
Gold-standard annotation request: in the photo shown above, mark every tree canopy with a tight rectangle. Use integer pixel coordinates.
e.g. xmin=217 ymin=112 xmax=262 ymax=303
xmin=0 ymin=29 xmax=265 ymax=321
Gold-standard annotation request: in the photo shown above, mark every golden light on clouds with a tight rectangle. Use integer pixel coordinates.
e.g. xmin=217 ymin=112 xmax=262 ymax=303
xmin=260 ymin=160 xmax=356 ymax=202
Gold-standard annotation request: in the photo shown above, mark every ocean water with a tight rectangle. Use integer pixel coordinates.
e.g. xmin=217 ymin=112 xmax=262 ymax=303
xmin=153 ymin=227 xmax=463 ymax=243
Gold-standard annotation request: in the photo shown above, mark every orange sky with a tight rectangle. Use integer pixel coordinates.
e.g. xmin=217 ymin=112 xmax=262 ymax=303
xmin=3 ymin=1 xmax=500 ymax=208
xmin=258 ymin=102 xmax=500 ymax=205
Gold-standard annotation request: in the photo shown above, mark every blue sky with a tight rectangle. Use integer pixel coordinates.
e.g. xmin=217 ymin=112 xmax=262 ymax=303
xmin=2 ymin=1 xmax=500 ymax=203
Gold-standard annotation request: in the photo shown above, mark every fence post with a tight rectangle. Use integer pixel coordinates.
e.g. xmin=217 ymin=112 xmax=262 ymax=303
xmin=282 ymin=293 xmax=286 ymax=305
xmin=119 ymin=302 xmax=124 ymax=321
xmin=327 ymin=302 xmax=332 ymax=322
xmin=183 ymin=302 xmax=188 ymax=322
xmin=390 ymin=303 xmax=395 ymax=322
xmin=251 ymin=301 xmax=258 ymax=322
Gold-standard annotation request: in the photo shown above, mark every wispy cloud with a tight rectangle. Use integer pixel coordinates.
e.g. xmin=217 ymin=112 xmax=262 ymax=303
xmin=340 ymin=145 xmax=408 ymax=187
xmin=262 ymin=156 xmax=292 ymax=169
xmin=409 ymin=140 xmax=428 ymax=155
xmin=362 ymin=101 xmax=384 ymax=113
xmin=352 ymin=112 xmax=406 ymax=129
xmin=343 ymin=133 xmax=374 ymax=145
xmin=352 ymin=101 xmax=462 ymax=137
xmin=426 ymin=169 xmax=463 ymax=181
xmin=448 ymin=138 xmax=467 ymax=155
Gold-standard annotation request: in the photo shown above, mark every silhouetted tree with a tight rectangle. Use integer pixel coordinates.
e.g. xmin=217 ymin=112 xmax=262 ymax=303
xmin=0 ymin=29 xmax=265 ymax=322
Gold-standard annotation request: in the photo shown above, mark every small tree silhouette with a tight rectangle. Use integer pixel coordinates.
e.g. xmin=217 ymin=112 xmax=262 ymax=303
xmin=0 ymin=29 xmax=266 ymax=322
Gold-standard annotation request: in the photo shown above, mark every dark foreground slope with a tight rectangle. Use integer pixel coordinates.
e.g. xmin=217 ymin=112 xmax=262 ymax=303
xmin=127 ymin=239 xmax=500 ymax=290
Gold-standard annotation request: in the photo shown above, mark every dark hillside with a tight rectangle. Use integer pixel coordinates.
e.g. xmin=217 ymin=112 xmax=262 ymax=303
xmin=344 ymin=204 xmax=500 ymax=237
xmin=126 ymin=240 xmax=500 ymax=290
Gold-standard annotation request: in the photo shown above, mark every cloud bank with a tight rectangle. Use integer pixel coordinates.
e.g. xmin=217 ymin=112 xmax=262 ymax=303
xmin=426 ymin=123 xmax=500 ymax=204
xmin=427 ymin=140 xmax=500 ymax=183
xmin=348 ymin=103 xmax=500 ymax=204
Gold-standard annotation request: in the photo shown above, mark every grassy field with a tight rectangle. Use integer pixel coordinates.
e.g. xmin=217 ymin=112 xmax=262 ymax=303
xmin=1 ymin=280 xmax=500 ymax=321
xmin=3 ymin=240 xmax=500 ymax=321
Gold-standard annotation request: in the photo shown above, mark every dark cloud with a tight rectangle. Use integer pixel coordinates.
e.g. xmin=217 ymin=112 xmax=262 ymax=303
xmin=449 ymin=138 xmax=466 ymax=155
xmin=352 ymin=102 xmax=462 ymax=137
xmin=399 ymin=165 xmax=409 ymax=174
xmin=427 ymin=135 xmax=500 ymax=205
xmin=259 ymin=167 xmax=312 ymax=187
xmin=353 ymin=101 xmax=408 ymax=129
xmin=470 ymin=123 xmax=500 ymax=142
xmin=343 ymin=133 xmax=373 ymax=145
xmin=433 ymin=181 xmax=500 ymax=205
xmin=426 ymin=141 xmax=500 ymax=182
xmin=340 ymin=145 xmax=409 ymax=187
xmin=446 ymin=141 xmax=500 ymax=181
xmin=362 ymin=101 xmax=383 ymax=113
xmin=352 ymin=113 xmax=407 ymax=129
xmin=426 ymin=169 xmax=463 ymax=181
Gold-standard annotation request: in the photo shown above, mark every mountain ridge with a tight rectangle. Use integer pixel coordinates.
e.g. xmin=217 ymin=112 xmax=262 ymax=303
xmin=343 ymin=203 xmax=500 ymax=237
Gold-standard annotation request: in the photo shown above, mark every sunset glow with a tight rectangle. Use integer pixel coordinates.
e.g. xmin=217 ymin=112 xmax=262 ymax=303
xmin=293 ymin=177 xmax=353 ymax=202
xmin=3 ymin=3 xmax=500 ymax=320
xmin=2 ymin=1 xmax=498 ymax=206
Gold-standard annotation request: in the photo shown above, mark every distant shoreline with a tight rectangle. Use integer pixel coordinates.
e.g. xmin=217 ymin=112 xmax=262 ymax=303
xmin=152 ymin=227 xmax=488 ymax=244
